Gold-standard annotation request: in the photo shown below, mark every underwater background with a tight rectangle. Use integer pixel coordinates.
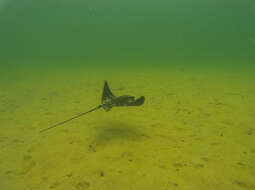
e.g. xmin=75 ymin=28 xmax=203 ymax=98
xmin=0 ymin=0 xmax=255 ymax=189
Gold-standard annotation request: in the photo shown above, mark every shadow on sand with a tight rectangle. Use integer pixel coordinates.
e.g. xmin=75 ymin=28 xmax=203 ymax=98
xmin=88 ymin=121 xmax=148 ymax=152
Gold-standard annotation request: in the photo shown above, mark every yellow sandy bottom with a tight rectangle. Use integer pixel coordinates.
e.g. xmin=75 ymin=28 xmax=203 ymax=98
xmin=0 ymin=64 xmax=255 ymax=190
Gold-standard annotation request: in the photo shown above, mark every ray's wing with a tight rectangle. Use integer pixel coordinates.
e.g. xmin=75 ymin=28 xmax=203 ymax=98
xmin=101 ymin=80 xmax=115 ymax=104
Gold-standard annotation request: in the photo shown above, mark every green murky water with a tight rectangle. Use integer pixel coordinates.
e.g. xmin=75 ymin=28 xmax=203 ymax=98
xmin=0 ymin=1 xmax=255 ymax=190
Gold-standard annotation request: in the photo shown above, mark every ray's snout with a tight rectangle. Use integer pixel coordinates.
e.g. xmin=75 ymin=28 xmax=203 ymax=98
xmin=133 ymin=96 xmax=145 ymax=106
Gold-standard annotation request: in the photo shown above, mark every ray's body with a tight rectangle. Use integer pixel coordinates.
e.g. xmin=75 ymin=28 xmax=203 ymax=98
xmin=40 ymin=81 xmax=145 ymax=133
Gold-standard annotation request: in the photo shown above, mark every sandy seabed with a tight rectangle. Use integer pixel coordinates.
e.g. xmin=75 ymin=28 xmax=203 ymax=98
xmin=0 ymin=64 xmax=255 ymax=190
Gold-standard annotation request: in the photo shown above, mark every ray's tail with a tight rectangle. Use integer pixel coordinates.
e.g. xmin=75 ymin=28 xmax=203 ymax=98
xmin=40 ymin=105 xmax=102 ymax=133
